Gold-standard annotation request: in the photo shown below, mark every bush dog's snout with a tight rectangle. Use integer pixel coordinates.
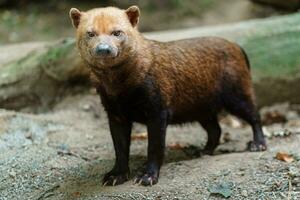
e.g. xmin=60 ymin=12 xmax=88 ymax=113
xmin=95 ymin=43 xmax=113 ymax=56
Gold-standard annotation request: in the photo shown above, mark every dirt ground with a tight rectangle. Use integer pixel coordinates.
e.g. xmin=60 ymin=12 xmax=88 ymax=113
xmin=0 ymin=90 xmax=299 ymax=200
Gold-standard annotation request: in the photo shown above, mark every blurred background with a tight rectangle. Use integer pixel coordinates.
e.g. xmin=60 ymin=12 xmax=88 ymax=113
xmin=0 ymin=0 xmax=296 ymax=44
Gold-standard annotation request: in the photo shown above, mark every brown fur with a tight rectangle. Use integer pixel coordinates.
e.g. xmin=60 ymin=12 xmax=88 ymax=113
xmin=90 ymin=35 xmax=253 ymax=122
xmin=71 ymin=7 xmax=252 ymax=116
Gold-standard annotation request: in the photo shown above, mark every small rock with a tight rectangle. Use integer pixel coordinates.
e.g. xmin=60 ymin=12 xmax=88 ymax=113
xmin=222 ymin=132 xmax=232 ymax=143
xmin=241 ymin=189 xmax=248 ymax=197
xmin=86 ymin=134 xmax=94 ymax=140
xmin=208 ymin=181 xmax=234 ymax=198
xmin=82 ymin=104 xmax=91 ymax=111
xmin=24 ymin=132 xmax=32 ymax=140
xmin=263 ymin=127 xmax=272 ymax=138
xmin=273 ymin=129 xmax=292 ymax=137
xmin=264 ymin=127 xmax=292 ymax=138
xmin=58 ymin=143 xmax=69 ymax=151
xmin=8 ymin=170 xmax=16 ymax=178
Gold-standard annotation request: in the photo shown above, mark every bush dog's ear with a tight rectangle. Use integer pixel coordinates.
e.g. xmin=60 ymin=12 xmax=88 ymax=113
xmin=125 ymin=6 xmax=140 ymax=27
xmin=69 ymin=8 xmax=82 ymax=28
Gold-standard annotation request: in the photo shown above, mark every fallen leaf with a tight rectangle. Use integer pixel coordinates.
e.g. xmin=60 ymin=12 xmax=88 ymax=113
xmin=167 ymin=143 xmax=186 ymax=150
xmin=276 ymin=152 xmax=294 ymax=163
xmin=208 ymin=181 xmax=234 ymax=198
xmin=262 ymin=111 xmax=287 ymax=125
xmin=73 ymin=191 xmax=81 ymax=197
xmin=131 ymin=132 xmax=147 ymax=141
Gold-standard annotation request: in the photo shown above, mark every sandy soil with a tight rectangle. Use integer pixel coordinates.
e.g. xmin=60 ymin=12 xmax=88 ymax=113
xmin=0 ymin=91 xmax=299 ymax=200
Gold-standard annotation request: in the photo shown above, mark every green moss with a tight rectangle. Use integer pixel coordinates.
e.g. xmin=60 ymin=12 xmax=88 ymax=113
xmin=0 ymin=38 xmax=76 ymax=85
xmin=40 ymin=39 xmax=75 ymax=64
xmin=0 ymin=51 xmax=42 ymax=85
xmin=241 ymin=30 xmax=300 ymax=80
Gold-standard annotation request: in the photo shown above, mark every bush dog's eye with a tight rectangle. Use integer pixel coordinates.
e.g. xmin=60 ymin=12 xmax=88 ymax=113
xmin=112 ymin=30 xmax=122 ymax=37
xmin=87 ymin=31 xmax=96 ymax=38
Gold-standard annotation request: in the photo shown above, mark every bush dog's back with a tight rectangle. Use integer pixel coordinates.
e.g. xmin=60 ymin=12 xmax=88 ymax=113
xmin=70 ymin=6 xmax=266 ymax=186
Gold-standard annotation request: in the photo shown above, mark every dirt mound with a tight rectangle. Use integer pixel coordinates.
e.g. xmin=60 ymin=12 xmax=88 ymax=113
xmin=0 ymin=92 xmax=299 ymax=199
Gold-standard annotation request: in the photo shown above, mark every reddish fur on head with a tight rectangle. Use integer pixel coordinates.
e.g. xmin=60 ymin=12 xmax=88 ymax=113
xmin=69 ymin=6 xmax=141 ymax=68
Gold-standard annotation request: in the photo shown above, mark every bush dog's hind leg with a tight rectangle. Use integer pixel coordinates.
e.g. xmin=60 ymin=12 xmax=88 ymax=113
xmin=102 ymin=116 xmax=132 ymax=186
xmin=223 ymin=93 xmax=267 ymax=151
xmin=134 ymin=110 xmax=168 ymax=186
xmin=199 ymin=116 xmax=222 ymax=155
xmin=245 ymin=110 xmax=266 ymax=151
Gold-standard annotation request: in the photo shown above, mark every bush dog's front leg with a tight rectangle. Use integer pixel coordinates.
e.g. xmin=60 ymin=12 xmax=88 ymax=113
xmin=103 ymin=115 xmax=132 ymax=186
xmin=134 ymin=110 xmax=168 ymax=186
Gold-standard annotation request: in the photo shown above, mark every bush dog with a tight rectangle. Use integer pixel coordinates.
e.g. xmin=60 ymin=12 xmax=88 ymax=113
xmin=69 ymin=5 xmax=266 ymax=186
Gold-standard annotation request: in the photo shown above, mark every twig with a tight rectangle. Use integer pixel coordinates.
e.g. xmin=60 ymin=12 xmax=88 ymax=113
xmin=288 ymin=177 xmax=292 ymax=200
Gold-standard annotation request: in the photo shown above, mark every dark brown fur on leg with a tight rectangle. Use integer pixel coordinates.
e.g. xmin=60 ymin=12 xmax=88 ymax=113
xmin=102 ymin=115 xmax=132 ymax=186
xmin=134 ymin=110 xmax=168 ymax=186
xmin=200 ymin=117 xmax=222 ymax=155
xmin=221 ymin=84 xmax=267 ymax=151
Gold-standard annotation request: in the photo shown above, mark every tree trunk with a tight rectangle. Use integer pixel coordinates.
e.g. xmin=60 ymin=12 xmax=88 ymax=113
xmin=1 ymin=13 xmax=300 ymax=111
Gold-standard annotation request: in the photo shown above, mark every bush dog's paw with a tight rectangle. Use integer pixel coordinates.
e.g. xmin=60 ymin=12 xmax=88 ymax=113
xmin=247 ymin=141 xmax=267 ymax=152
xmin=102 ymin=172 xmax=129 ymax=186
xmin=133 ymin=173 xmax=158 ymax=186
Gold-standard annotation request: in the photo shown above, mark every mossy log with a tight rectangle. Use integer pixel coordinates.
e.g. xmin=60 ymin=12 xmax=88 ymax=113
xmin=0 ymin=39 xmax=89 ymax=111
xmin=1 ymin=13 xmax=300 ymax=111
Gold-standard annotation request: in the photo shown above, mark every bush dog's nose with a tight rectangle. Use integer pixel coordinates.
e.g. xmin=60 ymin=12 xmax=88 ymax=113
xmin=95 ymin=44 xmax=112 ymax=56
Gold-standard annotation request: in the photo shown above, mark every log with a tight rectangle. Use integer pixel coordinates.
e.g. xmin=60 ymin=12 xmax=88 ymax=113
xmin=250 ymin=0 xmax=300 ymax=10
xmin=1 ymin=13 xmax=300 ymax=111
xmin=0 ymin=39 xmax=89 ymax=112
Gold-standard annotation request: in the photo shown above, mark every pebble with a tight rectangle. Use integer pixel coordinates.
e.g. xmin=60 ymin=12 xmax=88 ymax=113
xmin=241 ymin=189 xmax=248 ymax=197
xmin=272 ymin=129 xmax=292 ymax=137
xmin=82 ymin=104 xmax=91 ymax=111
xmin=8 ymin=170 xmax=16 ymax=178
xmin=86 ymin=134 xmax=94 ymax=140
xmin=24 ymin=132 xmax=32 ymax=139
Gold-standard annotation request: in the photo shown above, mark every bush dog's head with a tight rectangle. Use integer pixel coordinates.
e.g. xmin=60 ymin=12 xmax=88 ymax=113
xmin=69 ymin=6 xmax=140 ymax=68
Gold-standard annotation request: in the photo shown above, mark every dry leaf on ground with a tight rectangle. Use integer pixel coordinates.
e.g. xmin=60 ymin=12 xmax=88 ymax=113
xmin=167 ymin=143 xmax=187 ymax=150
xmin=131 ymin=132 xmax=147 ymax=141
xmin=275 ymin=152 xmax=294 ymax=163
xmin=262 ymin=111 xmax=287 ymax=125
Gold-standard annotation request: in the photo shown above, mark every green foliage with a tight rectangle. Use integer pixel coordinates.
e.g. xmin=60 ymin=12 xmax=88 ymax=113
xmin=41 ymin=39 xmax=74 ymax=63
